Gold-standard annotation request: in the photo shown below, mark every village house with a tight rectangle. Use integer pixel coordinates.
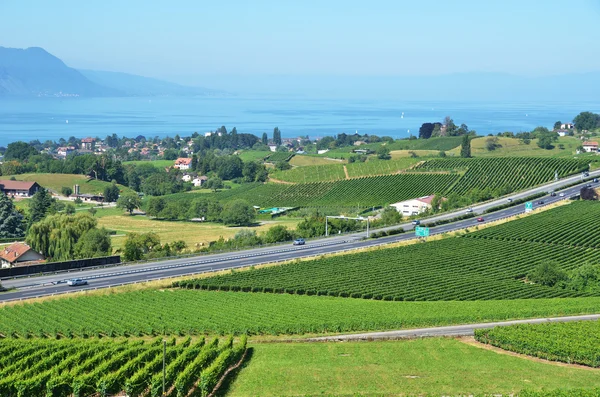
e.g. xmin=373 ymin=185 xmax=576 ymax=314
xmin=56 ymin=146 xmax=76 ymax=158
xmin=390 ymin=195 xmax=440 ymax=217
xmin=0 ymin=243 xmax=45 ymax=268
xmin=556 ymin=130 xmax=569 ymax=137
xmin=0 ymin=180 xmax=41 ymax=197
xmin=582 ymin=141 xmax=599 ymax=153
xmin=561 ymin=122 xmax=575 ymax=130
xmin=193 ymin=175 xmax=208 ymax=187
xmin=81 ymin=137 xmax=95 ymax=150
xmin=174 ymin=158 xmax=192 ymax=170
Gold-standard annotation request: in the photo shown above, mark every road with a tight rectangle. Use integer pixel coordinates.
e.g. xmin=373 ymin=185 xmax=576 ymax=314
xmin=307 ymin=314 xmax=600 ymax=341
xmin=1 ymin=170 xmax=598 ymax=302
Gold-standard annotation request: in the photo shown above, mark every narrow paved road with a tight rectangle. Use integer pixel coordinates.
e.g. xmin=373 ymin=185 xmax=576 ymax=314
xmin=1 ymin=171 xmax=598 ymax=302
xmin=307 ymin=314 xmax=600 ymax=341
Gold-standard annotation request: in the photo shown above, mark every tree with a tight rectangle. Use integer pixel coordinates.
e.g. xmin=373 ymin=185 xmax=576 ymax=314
xmin=275 ymin=160 xmax=292 ymax=171
xmin=438 ymin=151 xmax=447 ymax=157
xmin=123 ymin=232 xmax=161 ymax=261
xmin=261 ymin=132 xmax=268 ymax=145
xmin=460 ymin=135 xmax=471 ymax=158
xmin=376 ymin=146 xmax=391 ymax=160
xmin=444 ymin=116 xmax=457 ymax=136
xmin=117 ymin=192 xmax=141 ymax=215
xmin=553 ymin=121 xmax=562 ymax=130
xmin=61 ymin=186 xmax=73 ymax=197
xmin=580 ymin=186 xmax=598 ymax=201
xmin=74 ymin=228 xmax=112 ymax=258
xmin=536 ymin=132 xmax=557 ymax=150
xmin=418 ymin=123 xmax=435 ymax=139
xmin=485 ymin=136 xmax=502 ymax=151
xmin=573 ymin=111 xmax=600 ymax=132
xmin=380 ymin=206 xmax=402 ymax=225
xmin=26 ymin=212 xmax=98 ymax=261
xmin=28 ymin=187 xmax=54 ymax=226
xmin=205 ymin=177 xmax=224 ymax=192
xmin=103 ymin=182 xmax=120 ymax=203
xmin=65 ymin=203 xmax=76 ymax=215
xmin=273 ymin=127 xmax=282 ymax=146
xmin=0 ymin=194 xmax=25 ymax=238
xmin=145 ymin=196 xmax=166 ymax=217
xmin=527 ymin=262 xmax=567 ymax=287
xmin=221 ymin=199 xmax=255 ymax=226
xmin=3 ymin=141 xmax=38 ymax=161
xmin=263 ymin=225 xmax=294 ymax=243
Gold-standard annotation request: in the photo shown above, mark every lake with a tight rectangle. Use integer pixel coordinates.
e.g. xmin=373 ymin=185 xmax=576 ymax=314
xmin=0 ymin=96 xmax=597 ymax=146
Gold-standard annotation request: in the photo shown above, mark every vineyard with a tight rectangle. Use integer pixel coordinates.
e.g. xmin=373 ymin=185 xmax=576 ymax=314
xmin=269 ymin=163 xmax=346 ymax=183
xmin=175 ymin=237 xmax=600 ymax=301
xmin=413 ymin=158 xmax=589 ymax=194
xmin=266 ymin=152 xmax=294 ymax=162
xmin=268 ymin=158 xmax=422 ymax=183
xmin=475 ymin=320 xmax=600 ymax=367
xmin=466 ymin=201 xmax=600 ymax=249
xmin=263 ymin=173 xmax=458 ymax=207
xmin=1 ymin=291 xmax=600 ymax=337
xmin=0 ymin=335 xmax=246 ymax=397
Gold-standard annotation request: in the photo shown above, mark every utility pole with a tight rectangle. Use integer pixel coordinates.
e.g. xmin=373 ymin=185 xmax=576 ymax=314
xmin=162 ymin=340 xmax=166 ymax=396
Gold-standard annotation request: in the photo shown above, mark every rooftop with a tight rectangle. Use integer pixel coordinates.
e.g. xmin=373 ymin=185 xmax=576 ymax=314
xmin=0 ymin=180 xmax=38 ymax=191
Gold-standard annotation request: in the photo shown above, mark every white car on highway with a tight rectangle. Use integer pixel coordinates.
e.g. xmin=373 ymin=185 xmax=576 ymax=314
xmin=66 ymin=279 xmax=88 ymax=286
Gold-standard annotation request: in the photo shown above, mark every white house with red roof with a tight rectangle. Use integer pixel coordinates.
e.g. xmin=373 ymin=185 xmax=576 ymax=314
xmin=390 ymin=195 xmax=439 ymax=216
xmin=583 ymin=141 xmax=599 ymax=153
xmin=0 ymin=243 xmax=45 ymax=268
xmin=174 ymin=158 xmax=192 ymax=170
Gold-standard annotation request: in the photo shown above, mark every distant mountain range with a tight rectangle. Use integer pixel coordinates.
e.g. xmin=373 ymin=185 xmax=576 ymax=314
xmin=0 ymin=46 xmax=219 ymax=98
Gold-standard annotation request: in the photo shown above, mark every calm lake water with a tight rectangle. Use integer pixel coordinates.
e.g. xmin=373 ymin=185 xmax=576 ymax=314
xmin=0 ymin=96 xmax=597 ymax=146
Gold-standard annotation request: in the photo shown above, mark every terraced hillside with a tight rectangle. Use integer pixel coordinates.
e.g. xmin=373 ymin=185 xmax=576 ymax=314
xmin=466 ymin=201 xmax=600 ymax=248
xmin=176 ymin=237 xmax=600 ymax=301
xmin=413 ymin=157 xmax=589 ymax=194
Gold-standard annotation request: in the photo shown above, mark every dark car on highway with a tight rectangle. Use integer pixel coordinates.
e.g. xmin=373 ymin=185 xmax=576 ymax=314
xmin=550 ymin=192 xmax=556 ymax=197
xmin=538 ymin=200 xmax=545 ymax=204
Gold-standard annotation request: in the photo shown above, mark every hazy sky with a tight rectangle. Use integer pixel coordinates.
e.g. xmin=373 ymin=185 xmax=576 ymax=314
xmin=1 ymin=0 xmax=599 ymax=84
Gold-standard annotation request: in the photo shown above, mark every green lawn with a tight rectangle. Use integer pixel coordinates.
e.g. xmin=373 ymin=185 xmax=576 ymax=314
xmin=122 ymin=159 xmax=174 ymax=168
xmin=226 ymin=338 xmax=600 ymax=396
xmin=237 ymin=150 xmax=272 ymax=162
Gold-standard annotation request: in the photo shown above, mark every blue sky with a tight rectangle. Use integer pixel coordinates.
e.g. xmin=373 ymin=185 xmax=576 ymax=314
xmin=1 ymin=0 xmax=599 ymax=85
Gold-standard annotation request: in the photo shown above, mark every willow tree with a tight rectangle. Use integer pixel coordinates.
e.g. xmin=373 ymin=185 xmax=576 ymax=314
xmin=26 ymin=212 xmax=100 ymax=261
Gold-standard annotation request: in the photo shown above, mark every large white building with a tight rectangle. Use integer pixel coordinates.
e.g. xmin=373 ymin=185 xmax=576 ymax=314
xmin=583 ymin=142 xmax=598 ymax=153
xmin=390 ymin=195 xmax=437 ymax=216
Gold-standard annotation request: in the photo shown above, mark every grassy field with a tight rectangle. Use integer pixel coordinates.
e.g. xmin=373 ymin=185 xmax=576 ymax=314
xmin=389 ymin=149 xmax=441 ymax=158
xmin=2 ymin=290 xmax=600 ymax=337
xmin=448 ymin=136 xmax=587 ymax=158
xmin=237 ymin=150 xmax=271 ymax=162
xmin=97 ymin=214 xmax=302 ymax=250
xmin=225 ymin=338 xmax=600 ymax=397
xmin=289 ymin=155 xmax=345 ymax=166
xmin=9 ymin=173 xmax=132 ymax=195
xmin=122 ymin=159 xmax=174 ymax=168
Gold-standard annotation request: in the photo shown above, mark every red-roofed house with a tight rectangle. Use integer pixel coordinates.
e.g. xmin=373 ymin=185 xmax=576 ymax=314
xmin=390 ymin=195 xmax=440 ymax=216
xmin=0 ymin=180 xmax=41 ymax=197
xmin=174 ymin=158 xmax=192 ymax=170
xmin=0 ymin=243 xmax=45 ymax=268
xmin=583 ymin=142 xmax=598 ymax=153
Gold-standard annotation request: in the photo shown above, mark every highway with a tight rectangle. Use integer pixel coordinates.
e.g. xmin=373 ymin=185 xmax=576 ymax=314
xmin=307 ymin=314 xmax=600 ymax=341
xmin=1 ymin=170 xmax=599 ymax=302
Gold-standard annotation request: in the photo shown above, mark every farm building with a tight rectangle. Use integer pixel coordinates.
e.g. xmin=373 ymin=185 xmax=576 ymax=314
xmin=390 ymin=195 xmax=438 ymax=216
xmin=582 ymin=142 xmax=598 ymax=153
xmin=0 ymin=180 xmax=41 ymax=197
xmin=0 ymin=243 xmax=45 ymax=268
xmin=174 ymin=158 xmax=192 ymax=170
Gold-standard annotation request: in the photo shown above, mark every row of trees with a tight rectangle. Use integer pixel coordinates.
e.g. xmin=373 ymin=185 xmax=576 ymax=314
xmin=419 ymin=117 xmax=472 ymax=139
xmin=145 ymin=197 xmax=256 ymax=226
